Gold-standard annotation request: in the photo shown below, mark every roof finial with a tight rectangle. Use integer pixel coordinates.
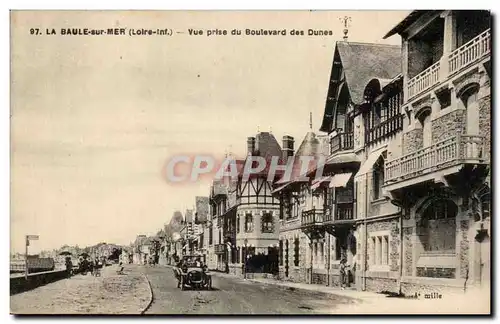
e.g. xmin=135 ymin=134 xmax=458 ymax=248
xmin=269 ymin=126 xmax=272 ymax=134
xmin=228 ymin=145 xmax=233 ymax=157
xmin=309 ymin=112 xmax=313 ymax=130
xmin=340 ymin=16 xmax=352 ymax=41
xmin=257 ymin=125 xmax=260 ymax=133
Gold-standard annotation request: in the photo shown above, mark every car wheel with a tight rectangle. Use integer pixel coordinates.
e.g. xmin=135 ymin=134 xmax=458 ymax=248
xmin=180 ymin=277 xmax=185 ymax=290
xmin=208 ymin=278 xmax=212 ymax=290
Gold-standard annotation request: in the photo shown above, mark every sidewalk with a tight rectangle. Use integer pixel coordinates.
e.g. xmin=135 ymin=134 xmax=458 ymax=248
xmin=10 ymin=264 xmax=152 ymax=315
xmin=209 ymin=271 xmax=378 ymax=303
xmin=209 ymin=271 xmax=491 ymax=314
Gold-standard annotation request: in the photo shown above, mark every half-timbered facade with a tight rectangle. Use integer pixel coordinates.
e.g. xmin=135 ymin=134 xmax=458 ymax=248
xmin=225 ymin=132 xmax=283 ymax=276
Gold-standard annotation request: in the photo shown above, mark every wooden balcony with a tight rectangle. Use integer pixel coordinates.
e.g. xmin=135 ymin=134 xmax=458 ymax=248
xmin=384 ymin=134 xmax=486 ymax=190
xmin=407 ymin=29 xmax=491 ymax=100
xmin=407 ymin=61 xmax=440 ymax=100
xmin=330 ymin=132 xmax=354 ymax=155
xmin=449 ymin=29 xmax=490 ymax=75
xmin=365 ymin=114 xmax=403 ymax=145
xmin=324 ymin=203 xmax=354 ymax=223
xmin=301 ymin=207 xmax=324 ymax=227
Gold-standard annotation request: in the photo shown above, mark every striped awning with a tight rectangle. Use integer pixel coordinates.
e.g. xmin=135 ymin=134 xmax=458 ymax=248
xmin=329 ymin=173 xmax=353 ymax=188
xmin=311 ymin=176 xmax=332 ymax=190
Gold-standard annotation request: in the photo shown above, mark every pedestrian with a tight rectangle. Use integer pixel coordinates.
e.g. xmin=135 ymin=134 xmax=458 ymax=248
xmin=339 ymin=258 xmax=347 ymax=290
xmin=65 ymin=257 xmax=73 ymax=277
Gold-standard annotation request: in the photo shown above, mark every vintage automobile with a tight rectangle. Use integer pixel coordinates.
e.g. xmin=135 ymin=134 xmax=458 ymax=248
xmin=174 ymin=255 xmax=212 ymax=290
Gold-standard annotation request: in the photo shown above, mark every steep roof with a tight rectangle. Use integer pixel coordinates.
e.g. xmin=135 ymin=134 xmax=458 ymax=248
xmin=275 ymin=131 xmax=329 ymax=186
xmin=320 ymin=41 xmax=401 ymax=132
xmin=336 ymin=42 xmax=401 ymax=105
xmin=383 ymin=10 xmax=430 ymax=39
xmin=253 ymin=132 xmax=282 ymax=159
xmin=185 ymin=209 xmax=194 ymax=223
xmin=295 ymin=131 xmax=320 ymax=157
xmin=195 ymin=196 xmax=209 ymax=224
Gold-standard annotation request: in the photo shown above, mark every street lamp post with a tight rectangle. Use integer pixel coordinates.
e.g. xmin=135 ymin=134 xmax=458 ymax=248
xmin=25 ymin=235 xmax=39 ymax=280
xmin=243 ymin=239 xmax=248 ymax=279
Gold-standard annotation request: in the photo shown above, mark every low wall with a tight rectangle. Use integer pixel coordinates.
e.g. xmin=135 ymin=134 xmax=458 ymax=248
xmin=10 ymin=270 xmax=69 ymax=295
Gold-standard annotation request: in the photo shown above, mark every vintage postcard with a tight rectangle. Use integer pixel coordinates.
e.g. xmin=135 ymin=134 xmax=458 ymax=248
xmin=10 ymin=10 xmax=491 ymax=315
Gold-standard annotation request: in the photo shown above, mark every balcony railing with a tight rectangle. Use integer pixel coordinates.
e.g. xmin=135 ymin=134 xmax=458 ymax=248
xmin=365 ymin=114 xmax=404 ymax=145
xmin=407 ymin=61 xmax=440 ymax=99
xmin=301 ymin=207 xmax=324 ymax=227
xmin=330 ymin=132 xmax=354 ymax=155
xmin=335 ymin=204 xmax=354 ymax=221
xmin=449 ymin=29 xmax=490 ymax=75
xmin=385 ymin=134 xmax=485 ymax=185
xmin=407 ymin=29 xmax=491 ymax=100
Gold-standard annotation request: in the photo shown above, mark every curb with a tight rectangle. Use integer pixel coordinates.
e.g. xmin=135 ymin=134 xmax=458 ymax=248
xmin=140 ymin=273 xmax=154 ymax=315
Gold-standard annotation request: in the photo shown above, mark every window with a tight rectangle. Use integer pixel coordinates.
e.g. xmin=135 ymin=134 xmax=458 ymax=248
xmin=261 ymin=213 xmax=274 ymax=233
xmin=279 ymin=240 xmax=283 ymax=266
xmin=294 ymin=238 xmax=300 ymax=267
xmin=209 ymin=225 xmax=213 ymax=245
xmin=237 ymin=216 xmax=240 ymax=234
xmin=373 ymin=157 xmax=385 ymax=200
xmin=421 ymin=199 xmax=457 ymax=253
xmin=417 ymin=109 xmax=432 ymax=148
xmin=245 ymin=213 xmax=254 ymax=233
xmin=370 ymin=234 xmax=390 ymax=266
xmin=231 ymin=247 xmax=237 ymax=263
xmin=481 ymin=194 xmax=491 ymax=219
xmin=236 ymin=247 xmax=240 ymax=263
xmin=335 ymin=237 xmax=342 ymax=260
xmin=461 ymin=85 xmax=480 ymax=136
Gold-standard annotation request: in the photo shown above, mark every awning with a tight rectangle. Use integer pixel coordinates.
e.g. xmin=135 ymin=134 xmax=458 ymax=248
xmin=326 ymin=152 xmax=360 ymax=165
xmin=354 ymin=145 xmax=387 ymax=178
xmin=311 ymin=176 xmax=332 ymax=190
xmin=329 ymin=173 xmax=353 ymax=188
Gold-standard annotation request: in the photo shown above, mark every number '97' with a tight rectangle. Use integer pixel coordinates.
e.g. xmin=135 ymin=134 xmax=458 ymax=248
xmin=30 ymin=28 xmax=40 ymax=35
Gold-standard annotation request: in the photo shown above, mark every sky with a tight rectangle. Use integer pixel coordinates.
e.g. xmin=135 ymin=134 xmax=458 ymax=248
xmin=10 ymin=10 xmax=409 ymax=253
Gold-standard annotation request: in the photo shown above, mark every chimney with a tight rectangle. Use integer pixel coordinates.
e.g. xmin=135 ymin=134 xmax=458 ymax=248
xmin=282 ymin=135 xmax=294 ymax=161
xmin=247 ymin=137 xmax=255 ymax=155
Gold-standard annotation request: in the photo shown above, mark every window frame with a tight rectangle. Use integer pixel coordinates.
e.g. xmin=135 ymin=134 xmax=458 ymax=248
xmin=368 ymin=230 xmax=391 ymax=272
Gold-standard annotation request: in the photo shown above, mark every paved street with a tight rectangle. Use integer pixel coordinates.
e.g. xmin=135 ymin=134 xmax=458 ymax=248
xmin=142 ymin=265 xmax=356 ymax=314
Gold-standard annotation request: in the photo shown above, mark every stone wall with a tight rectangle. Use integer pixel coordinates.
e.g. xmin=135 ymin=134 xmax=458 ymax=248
xmin=431 ymin=108 xmax=466 ymax=143
xmin=279 ymin=266 xmax=305 ymax=283
xmin=366 ymin=219 xmax=400 ymax=272
xmin=311 ymin=272 xmax=327 ymax=285
xmin=403 ymin=129 xmax=423 ymax=155
xmin=400 ymin=282 xmax=463 ymax=296
xmin=478 ymin=95 xmax=491 ymax=162
xmin=403 ymin=227 xmax=413 ymax=276
xmin=459 ymin=219 xmax=469 ymax=279
xmin=365 ymin=277 xmax=398 ymax=293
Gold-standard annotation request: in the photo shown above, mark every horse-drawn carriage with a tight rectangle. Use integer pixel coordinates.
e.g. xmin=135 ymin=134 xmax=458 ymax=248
xmin=173 ymin=255 xmax=212 ymax=290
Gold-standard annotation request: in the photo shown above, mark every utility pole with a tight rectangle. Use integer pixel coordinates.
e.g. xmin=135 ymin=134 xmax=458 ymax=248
xmin=25 ymin=235 xmax=28 ymax=280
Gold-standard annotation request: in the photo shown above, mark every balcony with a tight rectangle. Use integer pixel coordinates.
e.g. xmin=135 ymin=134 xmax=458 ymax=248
xmin=407 ymin=61 xmax=440 ymax=100
xmin=365 ymin=114 xmax=404 ymax=146
xmin=324 ymin=203 xmax=354 ymax=223
xmin=407 ymin=29 xmax=491 ymax=100
xmin=449 ymin=29 xmax=490 ymax=75
xmin=330 ymin=132 xmax=354 ymax=155
xmin=301 ymin=207 xmax=324 ymax=227
xmin=384 ymin=134 xmax=485 ymax=190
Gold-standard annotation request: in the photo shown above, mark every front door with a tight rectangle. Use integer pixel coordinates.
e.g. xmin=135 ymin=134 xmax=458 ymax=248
xmin=480 ymin=235 xmax=490 ymax=287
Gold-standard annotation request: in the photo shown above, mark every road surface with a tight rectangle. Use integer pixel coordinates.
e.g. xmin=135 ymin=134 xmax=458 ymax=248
xmin=142 ymin=265 xmax=355 ymax=314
